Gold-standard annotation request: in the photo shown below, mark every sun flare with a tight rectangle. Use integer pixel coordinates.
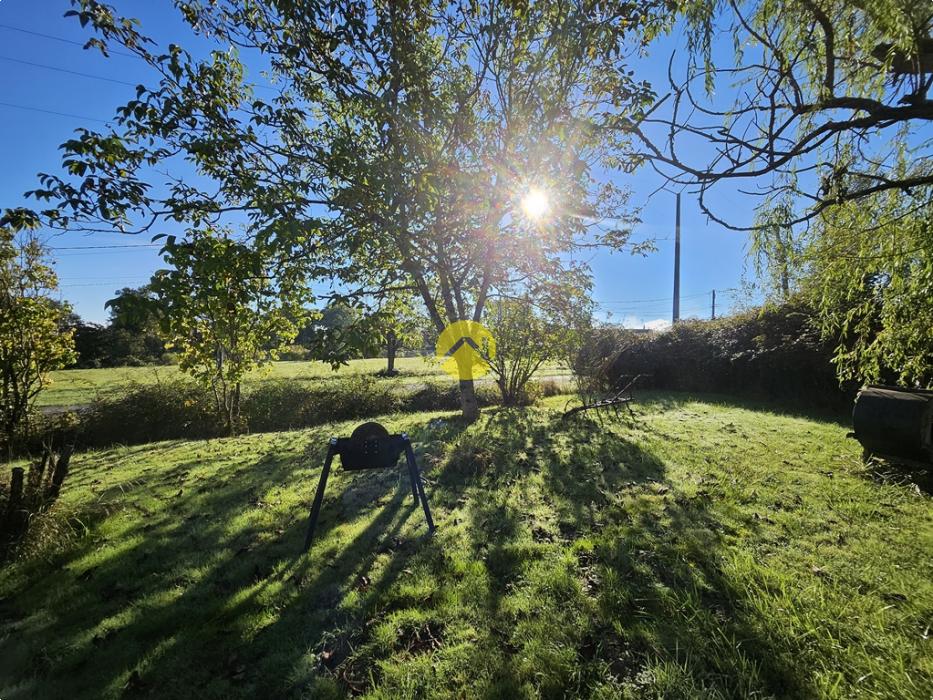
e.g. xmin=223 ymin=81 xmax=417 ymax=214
xmin=520 ymin=188 xmax=550 ymax=221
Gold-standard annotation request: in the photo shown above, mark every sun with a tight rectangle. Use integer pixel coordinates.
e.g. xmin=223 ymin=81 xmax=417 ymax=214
xmin=520 ymin=188 xmax=550 ymax=221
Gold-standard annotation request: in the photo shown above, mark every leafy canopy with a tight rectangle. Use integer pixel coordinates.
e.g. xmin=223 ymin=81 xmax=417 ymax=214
xmin=1 ymin=0 xmax=666 ymax=418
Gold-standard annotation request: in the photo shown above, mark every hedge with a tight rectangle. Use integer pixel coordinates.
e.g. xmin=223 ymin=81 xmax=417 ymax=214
xmin=605 ymin=301 xmax=855 ymax=409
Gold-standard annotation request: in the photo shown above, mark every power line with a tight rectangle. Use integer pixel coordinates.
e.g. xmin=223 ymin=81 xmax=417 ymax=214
xmin=53 ymin=250 xmax=162 ymax=258
xmin=596 ymin=290 xmax=730 ymax=305
xmin=0 ymin=23 xmax=277 ymax=94
xmin=59 ymin=275 xmax=149 ymax=284
xmin=50 ymin=244 xmax=159 ymax=250
xmin=59 ymin=280 xmax=151 ymax=288
xmin=0 ymin=55 xmax=137 ymax=86
xmin=0 ymin=23 xmax=138 ymax=58
xmin=0 ymin=100 xmax=109 ymax=124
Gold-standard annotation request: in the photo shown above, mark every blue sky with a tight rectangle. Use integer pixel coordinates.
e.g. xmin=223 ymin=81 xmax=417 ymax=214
xmin=0 ymin=2 xmax=758 ymax=325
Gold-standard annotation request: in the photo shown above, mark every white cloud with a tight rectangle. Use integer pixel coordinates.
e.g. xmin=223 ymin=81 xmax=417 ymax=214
xmin=618 ymin=315 xmax=671 ymax=331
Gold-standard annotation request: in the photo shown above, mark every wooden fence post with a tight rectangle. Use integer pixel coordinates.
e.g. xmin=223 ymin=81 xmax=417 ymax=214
xmin=2 ymin=467 xmax=27 ymax=551
xmin=48 ymin=446 xmax=73 ymax=502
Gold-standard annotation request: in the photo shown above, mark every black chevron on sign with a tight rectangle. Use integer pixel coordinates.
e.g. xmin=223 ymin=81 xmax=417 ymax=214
xmin=442 ymin=335 xmax=484 ymax=358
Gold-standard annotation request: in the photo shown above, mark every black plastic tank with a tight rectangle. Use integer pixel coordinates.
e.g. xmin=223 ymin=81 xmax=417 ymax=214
xmin=851 ymin=385 xmax=933 ymax=462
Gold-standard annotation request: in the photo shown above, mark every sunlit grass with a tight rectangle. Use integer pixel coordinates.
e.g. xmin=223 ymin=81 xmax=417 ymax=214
xmin=1 ymin=395 xmax=930 ymax=698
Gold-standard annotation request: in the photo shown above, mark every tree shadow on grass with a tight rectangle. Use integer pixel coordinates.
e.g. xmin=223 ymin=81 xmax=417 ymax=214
xmin=586 ymin=492 xmax=817 ymax=698
xmin=1 ymin=409 xmax=833 ymax=698
xmin=431 ymin=408 xmax=821 ymax=698
xmin=0 ymin=417 xmax=467 ymax=698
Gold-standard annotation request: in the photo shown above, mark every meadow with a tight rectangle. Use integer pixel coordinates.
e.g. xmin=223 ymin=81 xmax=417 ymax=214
xmin=1 ymin=393 xmax=930 ymax=699
xmin=39 ymin=358 xmax=572 ymax=408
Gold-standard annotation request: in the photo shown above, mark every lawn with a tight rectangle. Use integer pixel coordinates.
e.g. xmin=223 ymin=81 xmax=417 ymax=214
xmin=39 ymin=358 xmax=572 ymax=408
xmin=1 ymin=394 xmax=930 ymax=698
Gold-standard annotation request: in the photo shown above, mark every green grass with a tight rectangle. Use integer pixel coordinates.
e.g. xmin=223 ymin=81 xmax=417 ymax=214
xmin=39 ymin=358 xmax=571 ymax=407
xmin=1 ymin=393 xmax=930 ymax=698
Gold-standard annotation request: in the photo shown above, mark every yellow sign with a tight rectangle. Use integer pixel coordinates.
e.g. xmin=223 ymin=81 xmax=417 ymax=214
xmin=435 ymin=320 xmax=496 ymax=381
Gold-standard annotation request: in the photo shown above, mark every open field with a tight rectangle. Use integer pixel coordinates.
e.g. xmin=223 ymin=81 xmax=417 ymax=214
xmin=39 ymin=358 xmax=444 ymax=407
xmin=40 ymin=358 xmax=572 ymax=408
xmin=1 ymin=393 xmax=930 ymax=699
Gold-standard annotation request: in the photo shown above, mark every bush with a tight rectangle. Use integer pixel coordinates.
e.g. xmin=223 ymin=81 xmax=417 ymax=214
xmin=402 ymin=383 xmax=461 ymax=412
xmin=498 ymin=379 xmax=542 ymax=406
xmin=569 ymin=325 xmax=632 ymax=406
xmin=80 ymin=379 xmax=224 ymax=446
xmin=535 ymin=378 xmax=571 ymax=399
xmin=243 ymin=375 xmax=400 ymax=432
xmin=475 ymin=382 xmax=504 ymax=407
xmin=277 ymin=344 xmax=311 ymax=362
xmin=242 ymin=380 xmax=320 ymax=432
xmin=13 ymin=375 xmax=530 ymax=454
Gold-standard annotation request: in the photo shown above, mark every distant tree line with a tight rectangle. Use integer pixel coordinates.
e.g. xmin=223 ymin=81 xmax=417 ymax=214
xmin=65 ymin=286 xmax=432 ymax=372
xmin=62 ymin=286 xmax=166 ymax=368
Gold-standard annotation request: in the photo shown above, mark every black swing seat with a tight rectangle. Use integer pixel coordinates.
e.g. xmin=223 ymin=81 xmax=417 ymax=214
xmin=302 ymin=422 xmax=436 ymax=552
xmin=334 ymin=433 xmax=406 ymax=470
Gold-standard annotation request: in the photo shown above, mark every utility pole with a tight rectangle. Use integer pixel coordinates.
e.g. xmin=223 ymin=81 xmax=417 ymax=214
xmin=672 ymin=192 xmax=681 ymax=324
xmin=711 ymin=289 xmax=716 ymax=320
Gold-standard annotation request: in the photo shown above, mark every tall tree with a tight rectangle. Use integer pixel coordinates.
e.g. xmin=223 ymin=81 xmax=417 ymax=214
xmin=0 ymin=228 xmax=77 ymax=455
xmin=619 ymin=0 xmax=932 ymax=385
xmin=2 ymin=0 xmax=659 ymax=419
xmin=299 ymin=300 xmax=365 ymax=367
xmin=371 ymin=295 xmax=427 ymax=376
xmin=105 ymin=285 xmax=163 ymax=335
xmin=101 ymin=285 xmax=168 ymax=365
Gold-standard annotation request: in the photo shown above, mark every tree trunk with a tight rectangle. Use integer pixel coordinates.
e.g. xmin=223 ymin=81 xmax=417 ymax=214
xmin=458 ymin=378 xmax=480 ymax=422
xmin=386 ymin=331 xmax=397 ymax=375
xmin=228 ymin=382 xmax=241 ymax=436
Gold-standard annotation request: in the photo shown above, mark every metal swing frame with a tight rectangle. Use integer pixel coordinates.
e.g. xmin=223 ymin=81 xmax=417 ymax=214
xmin=302 ymin=432 xmax=436 ymax=552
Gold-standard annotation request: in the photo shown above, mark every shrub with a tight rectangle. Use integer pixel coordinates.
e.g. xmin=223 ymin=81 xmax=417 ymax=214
xmin=15 ymin=375 xmax=518 ymax=454
xmin=399 ymin=381 xmax=502 ymax=412
xmin=569 ymin=325 xmax=633 ymax=406
xmin=241 ymin=380 xmax=319 ymax=432
xmin=473 ymin=383 xmax=501 ymax=407
xmin=80 ymin=379 xmax=224 ymax=447
xmin=243 ymin=375 xmax=400 ymax=432
xmin=484 ymin=296 xmax=587 ymax=406
xmin=403 ymin=383 xmax=461 ymax=412
xmin=535 ymin=378 xmax=571 ymax=399
xmin=505 ymin=379 xmax=542 ymax=406
xmin=277 ymin=344 xmax=311 ymax=362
